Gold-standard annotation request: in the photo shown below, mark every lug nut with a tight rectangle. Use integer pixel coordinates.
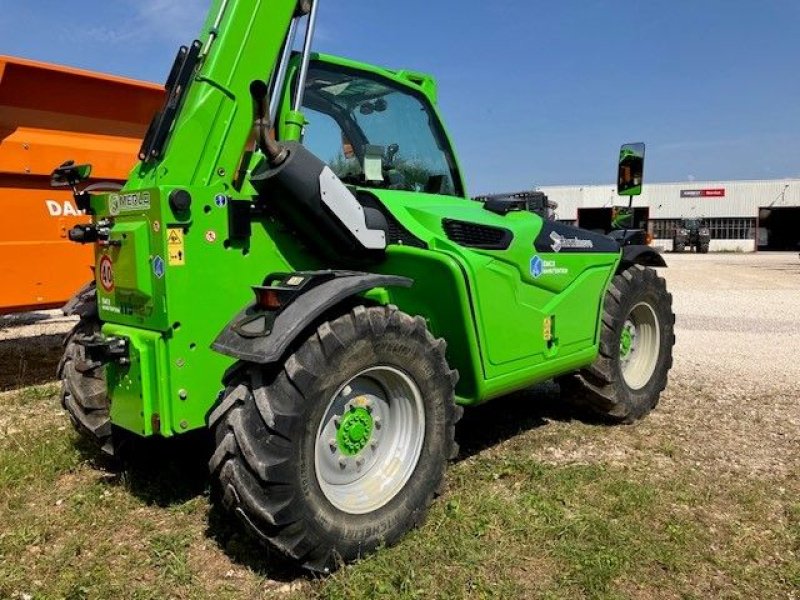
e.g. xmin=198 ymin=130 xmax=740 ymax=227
xmin=338 ymin=457 xmax=348 ymax=469
xmin=333 ymin=416 xmax=341 ymax=429
xmin=374 ymin=418 xmax=382 ymax=430
xmin=329 ymin=438 xmax=337 ymax=453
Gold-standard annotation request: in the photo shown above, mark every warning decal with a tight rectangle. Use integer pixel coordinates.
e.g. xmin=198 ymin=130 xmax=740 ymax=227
xmin=167 ymin=228 xmax=185 ymax=266
xmin=99 ymin=255 xmax=114 ymax=292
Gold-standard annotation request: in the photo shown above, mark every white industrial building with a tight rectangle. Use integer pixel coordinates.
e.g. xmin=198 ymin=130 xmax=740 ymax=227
xmin=538 ymin=179 xmax=800 ymax=252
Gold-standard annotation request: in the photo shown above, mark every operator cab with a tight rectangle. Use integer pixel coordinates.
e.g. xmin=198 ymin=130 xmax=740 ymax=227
xmin=293 ymin=61 xmax=464 ymax=199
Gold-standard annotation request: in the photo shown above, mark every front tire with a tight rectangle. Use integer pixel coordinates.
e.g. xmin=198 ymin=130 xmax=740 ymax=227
xmin=561 ymin=265 xmax=675 ymax=422
xmin=208 ymin=305 xmax=461 ymax=572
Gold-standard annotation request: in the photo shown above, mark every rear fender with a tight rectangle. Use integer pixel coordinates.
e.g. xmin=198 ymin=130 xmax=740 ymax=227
xmin=212 ymin=271 xmax=413 ymax=364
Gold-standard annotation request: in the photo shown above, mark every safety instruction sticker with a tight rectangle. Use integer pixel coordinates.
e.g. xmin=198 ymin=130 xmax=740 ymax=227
xmin=167 ymin=228 xmax=185 ymax=266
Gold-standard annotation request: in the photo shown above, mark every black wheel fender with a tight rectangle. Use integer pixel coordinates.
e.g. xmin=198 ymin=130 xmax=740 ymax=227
xmin=619 ymin=245 xmax=667 ymax=271
xmin=213 ymin=271 xmax=413 ymax=365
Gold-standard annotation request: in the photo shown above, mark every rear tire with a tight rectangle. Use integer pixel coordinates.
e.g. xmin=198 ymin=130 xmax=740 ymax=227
xmin=560 ymin=265 xmax=674 ymax=423
xmin=58 ymin=317 xmax=114 ymax=456
xmin=700 ymin=243 xmax=710 ymax=254
xmin=673 ymin=241 xmax=685 ymax=253
xmin=208 ymin=305 xmax=461 ymax=572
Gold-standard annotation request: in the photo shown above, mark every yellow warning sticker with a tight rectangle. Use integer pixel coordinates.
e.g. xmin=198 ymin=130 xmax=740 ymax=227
xmin=167 ymin=228 xmax=185 ymax=266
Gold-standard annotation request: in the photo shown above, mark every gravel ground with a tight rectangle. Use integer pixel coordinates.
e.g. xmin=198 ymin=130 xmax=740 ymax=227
xmin=0 ymin=310 xmax=77 ymax=391
xmin=532 ymin=251 xmax=800 ymax=479
xmin=2 ymin=253 xmax=799 ymax=476
xmin=657 ymin=252 xmax=800 ymax=477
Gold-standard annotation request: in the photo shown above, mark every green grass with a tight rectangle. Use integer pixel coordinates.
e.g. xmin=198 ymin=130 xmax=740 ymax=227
xmin=0 ymin=385 xmax=797 ymax=600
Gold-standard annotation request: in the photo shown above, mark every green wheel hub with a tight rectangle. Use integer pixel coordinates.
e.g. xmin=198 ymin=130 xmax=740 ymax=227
xmin=336 ymin=405 xmax=374 ymax=456
xmin=620 ymin=325 xmax=634 ymax=358
xmin=315 ymin=366 xmax=426 ymax=515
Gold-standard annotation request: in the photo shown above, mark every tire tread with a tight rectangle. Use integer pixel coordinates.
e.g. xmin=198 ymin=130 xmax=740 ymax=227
xmin=208 ymin=305 xmax=462 ymax=572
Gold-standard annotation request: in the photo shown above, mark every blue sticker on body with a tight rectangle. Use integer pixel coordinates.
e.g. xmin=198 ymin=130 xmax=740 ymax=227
xmin=530 ymin=255 xmax=544 ymax=278
xmin=153 ymin=256 xmax=165 ymax=279
xmin=214 ymin=194 xmax=228 ymax=208
xmin=530 ymin=255 xmax=568 ymax=278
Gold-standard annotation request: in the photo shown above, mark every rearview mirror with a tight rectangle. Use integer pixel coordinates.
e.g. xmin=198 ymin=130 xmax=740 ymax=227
xmin=50 ymin=160 xmax=92 ymax=188
xmin=617 ymin=143 xmax=645 ymax=197
xmin=612 ymin=206 xmax=634 ymax=229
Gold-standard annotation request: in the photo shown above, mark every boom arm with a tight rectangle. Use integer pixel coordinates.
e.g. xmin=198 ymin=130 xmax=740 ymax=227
xmin=127 ymin=0 xmax=306 ymax=191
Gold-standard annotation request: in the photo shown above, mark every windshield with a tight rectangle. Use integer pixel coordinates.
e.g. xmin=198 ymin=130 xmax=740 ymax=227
xmin=297 ymin=62 xmax=463 ymax=197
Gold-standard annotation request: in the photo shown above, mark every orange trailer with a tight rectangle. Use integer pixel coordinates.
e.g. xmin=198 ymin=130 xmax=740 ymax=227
xmin=0 ymin=56 xmax=164 ymax=313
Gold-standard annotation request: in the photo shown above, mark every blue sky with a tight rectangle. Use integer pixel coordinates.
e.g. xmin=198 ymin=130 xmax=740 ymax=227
xmin=3 ymin=1 xmax=799 ymax=194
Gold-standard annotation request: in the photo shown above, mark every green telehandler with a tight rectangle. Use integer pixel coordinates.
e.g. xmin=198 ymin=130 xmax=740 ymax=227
xmin=54 ymin=0 xmax=674 ymax=572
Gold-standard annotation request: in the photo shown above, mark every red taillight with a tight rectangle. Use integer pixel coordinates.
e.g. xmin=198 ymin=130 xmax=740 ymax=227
xmin=255 ymin=288 xmax=283 ymax=310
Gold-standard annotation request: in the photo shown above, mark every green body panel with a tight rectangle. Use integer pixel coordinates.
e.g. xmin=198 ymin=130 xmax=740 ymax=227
xmin=94 ymin=183 xmax=324 ymax=435
xmin=104 ymin=324 xmax=169 ymax=436
xmin=364 ymin=191 xmax=619 ymax=404
xmin=86 ymin=0 xmax=623 ymax=436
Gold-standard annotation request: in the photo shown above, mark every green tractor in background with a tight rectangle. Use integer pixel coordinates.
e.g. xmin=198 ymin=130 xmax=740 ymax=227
xmin=673 ymin=218 xmax=711 ymax=253
xmin=55 ymin=0 xmax=674 ymax=571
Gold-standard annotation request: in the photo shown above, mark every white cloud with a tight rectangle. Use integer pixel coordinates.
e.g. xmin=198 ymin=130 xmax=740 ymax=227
xmin=134 ymin=0 xmax=208 ymax=42
xmin=70 ymin=0 xmax=207 ymax=46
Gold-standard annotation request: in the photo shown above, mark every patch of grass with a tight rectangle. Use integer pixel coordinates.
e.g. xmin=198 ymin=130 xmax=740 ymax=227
xmin=14 ymin=383 xmax=61 ymax=405
xmin=1 ymin=387 xmax=798 ymax=600
xmin=149 ymin=532 xmax=194 ymax=586
xmin=0 ymin=422 xmax=82 ymax=495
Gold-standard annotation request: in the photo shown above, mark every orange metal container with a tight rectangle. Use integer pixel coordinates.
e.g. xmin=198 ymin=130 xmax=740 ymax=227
xmin=0 ymin=56 xmax=164 ymax=313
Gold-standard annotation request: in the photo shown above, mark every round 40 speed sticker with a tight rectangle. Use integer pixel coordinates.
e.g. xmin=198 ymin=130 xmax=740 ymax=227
xmin=99 ymin=255 xmax=115 ymax=292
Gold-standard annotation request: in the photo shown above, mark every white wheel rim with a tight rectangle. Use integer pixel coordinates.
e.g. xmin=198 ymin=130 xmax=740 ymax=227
xmin=314 ymin=366 xmax=425 ymax=515
xmin=620 ymin=302 xmax=661 ymax=390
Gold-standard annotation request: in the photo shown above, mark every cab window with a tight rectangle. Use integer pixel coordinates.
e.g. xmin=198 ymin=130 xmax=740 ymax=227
xmin=297 ymin=62 xmax=463 ymax=197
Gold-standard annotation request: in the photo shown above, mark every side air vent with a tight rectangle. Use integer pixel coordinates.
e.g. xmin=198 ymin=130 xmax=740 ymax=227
xmin=442 ymin=219 xmax=513 ymax=250
xmin=357 ymin=192 xmax=428 ymax=249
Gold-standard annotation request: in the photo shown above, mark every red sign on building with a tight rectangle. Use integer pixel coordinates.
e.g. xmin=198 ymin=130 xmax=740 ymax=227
xmin=680 ymin=189 xmax=726 ymax=198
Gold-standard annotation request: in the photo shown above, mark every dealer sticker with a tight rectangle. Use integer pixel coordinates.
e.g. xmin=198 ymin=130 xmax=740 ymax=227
xmin=530 ymin=255 xmax=568 ymax=278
